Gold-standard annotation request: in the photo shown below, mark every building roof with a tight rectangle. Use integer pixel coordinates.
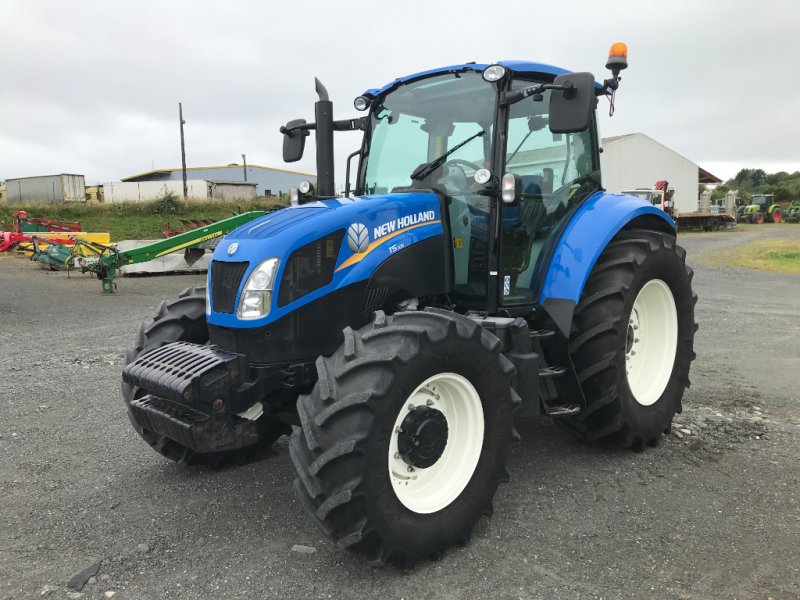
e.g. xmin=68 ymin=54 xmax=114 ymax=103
xmin=698 ymin=167 xmax=722 ymax=184
xmin=6 ymin=173 xmax=85 ymax=181
xmin=603 ymin=132 xmax=721 ymax=184
xmin=207 ymin=180 xmax=258 ymax=186
xmin=122 ymin=164 xmax=315 ymax=182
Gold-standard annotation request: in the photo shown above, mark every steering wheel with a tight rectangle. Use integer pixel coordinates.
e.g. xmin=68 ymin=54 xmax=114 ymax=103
xmin=434 ymin=159 xmax=481 ymax=194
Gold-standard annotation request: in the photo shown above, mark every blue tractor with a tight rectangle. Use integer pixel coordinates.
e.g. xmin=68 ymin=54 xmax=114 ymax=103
xmin=122 ymin=44 xmax=696 ymax=567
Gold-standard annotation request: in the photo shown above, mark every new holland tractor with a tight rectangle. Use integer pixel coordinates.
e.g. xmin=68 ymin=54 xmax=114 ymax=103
xmin=122 ymin=44 xmax=696 ymax=567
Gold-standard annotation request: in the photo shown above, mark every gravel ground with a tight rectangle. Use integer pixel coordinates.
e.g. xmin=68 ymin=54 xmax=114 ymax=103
xmin=1 ymin=225 xmax=798 ymax=600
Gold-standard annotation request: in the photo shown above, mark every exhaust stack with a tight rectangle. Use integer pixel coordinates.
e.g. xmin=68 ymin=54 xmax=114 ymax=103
xmin=314 ymin=78 xmax=335 ymax=197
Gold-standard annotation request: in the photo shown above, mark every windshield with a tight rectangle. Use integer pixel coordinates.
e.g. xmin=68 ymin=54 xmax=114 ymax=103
xmin=361 ymin=71 xmax=498 ymax=306
xmin=362 ymin=72 xmax=496 ymax=194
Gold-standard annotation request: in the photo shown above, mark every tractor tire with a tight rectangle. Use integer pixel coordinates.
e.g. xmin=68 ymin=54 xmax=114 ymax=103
xmin=754 ymin=212 xmax=765 ymax=224
xmin=289 ymin=308 xmax=520 ymax=568
xmin=122 ymin=287 xmax=290 ymax=466
xmin=560 ymin=230 xmax=696 ymax=449
xmin=772 ymin=209 xmax=782 ymax=223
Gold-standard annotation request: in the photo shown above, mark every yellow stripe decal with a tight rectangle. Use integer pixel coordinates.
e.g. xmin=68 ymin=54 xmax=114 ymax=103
xmin=154 ymin=231 xmax=223 ymax=257
xmin=335 ymin=220 xmax=441 ymax=272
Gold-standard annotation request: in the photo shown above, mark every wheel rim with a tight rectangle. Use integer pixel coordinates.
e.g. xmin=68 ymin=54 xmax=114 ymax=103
xmin=388 ymin=372 xmax=484 ymax=514
xmin=773 ymin=210 xmax=781 ymax=223
xmin=625 ymin=279 xmax=678 ymax=406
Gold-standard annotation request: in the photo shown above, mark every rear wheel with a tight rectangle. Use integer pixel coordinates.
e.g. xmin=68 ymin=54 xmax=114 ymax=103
xmin=122 ymin=287 xmax=290 ymax=465
xmin=289 ymin=308 xmax=519 ymax=567
xmin=560 ymin=230 xmax=696 ymax=449
xmin=772 ymin=209 xmax=782 ymax=223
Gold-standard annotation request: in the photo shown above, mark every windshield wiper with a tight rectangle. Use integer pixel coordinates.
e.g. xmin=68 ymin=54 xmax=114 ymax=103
xmin=410 ymin=130 xmax=485 ymax=181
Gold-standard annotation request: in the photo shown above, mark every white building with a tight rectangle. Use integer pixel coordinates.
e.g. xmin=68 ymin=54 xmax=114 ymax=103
xmin=601 ymin=133 xmax=720 ymax=214
xmin=103 ymin=179 xmax=257 ymax=203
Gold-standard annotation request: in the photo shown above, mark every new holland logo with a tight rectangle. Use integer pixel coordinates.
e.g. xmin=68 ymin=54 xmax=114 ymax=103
xmin=227 ymin=242 xmax=238 ymax=256
xmin=347 ymin=222 xmax=369 ymax=253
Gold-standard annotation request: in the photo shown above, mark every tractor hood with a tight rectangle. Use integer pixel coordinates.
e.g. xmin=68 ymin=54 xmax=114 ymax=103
xmin=207 ymin=192 xmax=444 ymax=328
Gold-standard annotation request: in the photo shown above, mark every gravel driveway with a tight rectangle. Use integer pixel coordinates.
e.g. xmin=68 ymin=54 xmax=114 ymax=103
xmin=1 ymin=224 xmax=798 ymax=600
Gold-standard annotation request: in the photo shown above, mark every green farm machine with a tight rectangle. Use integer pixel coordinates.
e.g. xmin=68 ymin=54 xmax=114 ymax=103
xmin=783 ymin=201 xmax=800 ymax=223
xmin=737 ymin=194 xmax=782 ymax=224
xmin=30 ymin=212 xmax=267 ymax=292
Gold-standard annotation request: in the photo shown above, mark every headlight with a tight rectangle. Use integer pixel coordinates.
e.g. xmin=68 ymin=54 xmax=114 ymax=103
xmin=482 ymin=64 xmax=507 ymax=82
xmin=237 ymin=257 xmax=280 ymax=320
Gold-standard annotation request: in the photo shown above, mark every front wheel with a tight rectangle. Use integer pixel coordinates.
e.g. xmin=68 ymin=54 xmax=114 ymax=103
xmin=289 ymin=309 xmax=519 ymax=568
xmin=560 ymin=230 xmax=697 ymax=449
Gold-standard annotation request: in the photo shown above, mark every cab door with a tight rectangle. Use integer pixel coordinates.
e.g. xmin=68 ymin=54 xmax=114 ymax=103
xmin=499 ymin=82 xmax=598 ymax=306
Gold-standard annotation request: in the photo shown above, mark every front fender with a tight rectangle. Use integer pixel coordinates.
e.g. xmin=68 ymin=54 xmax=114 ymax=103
xmin=539 ymin=192 xmax=675 ymax=305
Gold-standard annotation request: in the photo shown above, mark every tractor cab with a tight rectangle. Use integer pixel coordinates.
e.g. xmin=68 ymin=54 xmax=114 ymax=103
xmin=282 ymin=61 xmax=606 ymax=314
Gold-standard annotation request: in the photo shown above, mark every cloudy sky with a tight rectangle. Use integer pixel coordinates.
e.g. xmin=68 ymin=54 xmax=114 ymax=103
xmin=2 ymin=0 xmax=798 ymax=185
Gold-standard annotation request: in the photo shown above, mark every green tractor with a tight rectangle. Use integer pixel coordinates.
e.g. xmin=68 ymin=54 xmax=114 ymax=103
xmin=738 ymin=194 xmax=782 ymax=224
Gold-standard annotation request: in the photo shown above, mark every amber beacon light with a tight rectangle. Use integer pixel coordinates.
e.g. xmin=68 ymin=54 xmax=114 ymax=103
xmin=606 ymin=42 xmax=628 ymax=74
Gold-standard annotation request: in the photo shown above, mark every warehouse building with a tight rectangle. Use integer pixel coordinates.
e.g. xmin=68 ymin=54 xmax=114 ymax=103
xmin=601 ymin=133 xmax=721 ymax=213
xmin=121 ymin=164 xmax=315 ymax=197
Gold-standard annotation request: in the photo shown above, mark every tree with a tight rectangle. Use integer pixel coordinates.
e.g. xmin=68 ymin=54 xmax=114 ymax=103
xmin=734 ymin=168 xmax=752 ymax=184
xmin=751 ymin=169 xmax=767 ymax=186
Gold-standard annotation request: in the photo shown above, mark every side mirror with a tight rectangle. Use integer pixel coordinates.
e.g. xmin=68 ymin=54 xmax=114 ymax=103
xmin=282 ymin=119 xmax=308 ymax=162
xmin=549 ymin=72 xmax=596 ymax=134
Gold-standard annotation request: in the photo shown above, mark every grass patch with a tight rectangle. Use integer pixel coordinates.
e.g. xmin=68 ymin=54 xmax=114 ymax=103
xmin=0 ymin=197 xmax=286 ymax=241
xmin=711 ymin=238 xmax=800 ymax=275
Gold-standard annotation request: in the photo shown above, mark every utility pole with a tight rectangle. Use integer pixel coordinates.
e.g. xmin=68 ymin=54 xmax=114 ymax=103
xmin=241 ymin=153 xmax=247 ymax=181
xmin=179 ymin=102 xmax=188 ymax=200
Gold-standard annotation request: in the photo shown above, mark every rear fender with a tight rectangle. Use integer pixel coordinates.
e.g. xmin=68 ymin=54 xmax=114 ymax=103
xmin=538 ymin=192 xmax=675 ymax=334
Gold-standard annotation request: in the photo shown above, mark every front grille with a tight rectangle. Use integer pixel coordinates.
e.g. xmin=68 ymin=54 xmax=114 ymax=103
xmin=211 ymin=260 xmax=249 ymax=314
xmin=278 ymin=231 xmax=344 ymax=307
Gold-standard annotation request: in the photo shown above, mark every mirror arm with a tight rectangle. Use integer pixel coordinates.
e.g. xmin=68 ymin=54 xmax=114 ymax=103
xmin=281 ymin=116 xmax=367 ymax=137
xmin=501 ymin=82 xmax=573 ymax=107
xmin=280 ymin=122 xmax=314 ymax=137
xmin=333 ymin=116 xmax=368 ymax=131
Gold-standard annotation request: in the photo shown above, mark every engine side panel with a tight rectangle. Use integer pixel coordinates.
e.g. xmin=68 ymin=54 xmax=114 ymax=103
xmin=207 ymin=192 xmax=446 ymax=329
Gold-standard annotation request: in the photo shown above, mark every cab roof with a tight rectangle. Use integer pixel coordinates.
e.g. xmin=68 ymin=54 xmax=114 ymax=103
xmin=363 ymin=61 xmax=573 ymax=98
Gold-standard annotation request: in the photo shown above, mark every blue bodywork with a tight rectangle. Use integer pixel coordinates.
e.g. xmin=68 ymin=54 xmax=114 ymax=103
xmin=207 ymin=193 xmax=443 ymax=328
xmin=539 ymin=192 xmax=674 ymax=303
xmin=208 ymin=63 xmax=666 ymax=332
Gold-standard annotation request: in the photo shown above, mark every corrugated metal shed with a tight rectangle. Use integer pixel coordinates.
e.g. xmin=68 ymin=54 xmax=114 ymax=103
xmin=5 ymin=174 xmax=86 ymax=203
xmin=122 ymin=164 xmax=315 ymax=197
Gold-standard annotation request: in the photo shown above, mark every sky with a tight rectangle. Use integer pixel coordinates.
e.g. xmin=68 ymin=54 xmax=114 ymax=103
xmin=1 ymin=0 xmax=799 ymax=186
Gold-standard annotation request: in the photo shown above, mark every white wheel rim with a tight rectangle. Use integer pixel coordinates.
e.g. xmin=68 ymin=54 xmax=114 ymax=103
xmin=625 ymin=279 xmax=678 ymax=406
xmin=388 ymin=372 xmax=484 ymax=514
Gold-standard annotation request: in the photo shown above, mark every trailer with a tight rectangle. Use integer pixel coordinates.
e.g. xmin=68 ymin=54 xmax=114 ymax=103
xmin=5 ymin=174 xmax=86 ymax=203
xmin=623 ymin=182 xmax=736 ymax=231
xmin=673 ymin=211 xmax=736 ymax=231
